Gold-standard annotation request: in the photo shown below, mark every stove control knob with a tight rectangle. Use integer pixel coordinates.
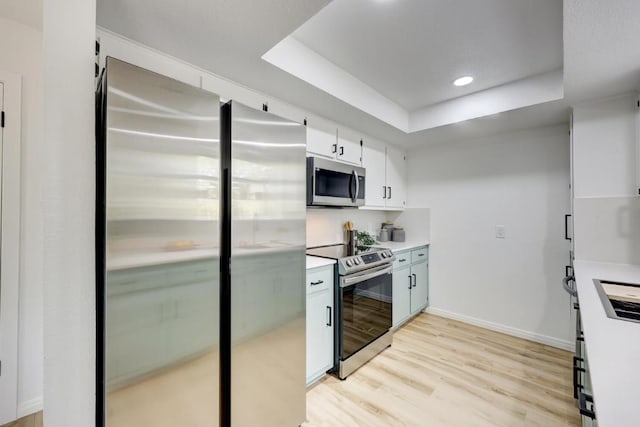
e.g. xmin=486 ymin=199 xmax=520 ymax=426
xmin=345 ymin=259 xmax=353 ymax=267
xmin=354 ymin=258 xmax=361 ymax=265
xmin=386 ymin=251 xmax=393 ymax=257
xmin=381 ymin=252 xmax=387 ymax=258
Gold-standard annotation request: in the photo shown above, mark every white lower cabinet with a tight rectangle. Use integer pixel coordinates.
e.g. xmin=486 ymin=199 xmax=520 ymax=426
xmin=392 ymin=246 xmax=429 ymax=329
xmin=306 ymin=264 xmax=334 ymax=385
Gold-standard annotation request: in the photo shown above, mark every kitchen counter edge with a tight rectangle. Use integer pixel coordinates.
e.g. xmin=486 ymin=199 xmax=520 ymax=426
xmin=374 ymin=240 xmax=430 ymax=253
xmin=574 ymin=259 xmax=640 ymax=427
xmin=306 ymin=256 xmax=337 ymax=270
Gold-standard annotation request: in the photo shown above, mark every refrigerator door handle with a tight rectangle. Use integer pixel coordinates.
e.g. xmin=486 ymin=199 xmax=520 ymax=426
xmin=326 ymin=306 xmax=332 ymax=327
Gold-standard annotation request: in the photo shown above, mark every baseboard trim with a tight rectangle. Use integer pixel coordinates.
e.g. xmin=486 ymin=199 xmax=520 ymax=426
xmin=17 ymin=396 xmax=42 ymax=418
xmin=424 ymin=307 xmax=574 ymax=351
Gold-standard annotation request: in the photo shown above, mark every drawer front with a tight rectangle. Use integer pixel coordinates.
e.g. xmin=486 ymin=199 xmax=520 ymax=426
xmin=107 ymin=266 xmax=168 ymax=296
xmin=307 ymin=266 xmax=333 ymax=294
xmin=411 ymin=246 xmax=429 ymax=264
xmin=393 ymin=251 xmax=411 ymax=270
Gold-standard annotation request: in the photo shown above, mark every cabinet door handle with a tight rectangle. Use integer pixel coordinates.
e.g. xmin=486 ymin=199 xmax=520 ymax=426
xmin=388 ymin=186 xmax=392 ymax=199
xmin=418 ymin=253 xmax=425 ymax=257
xmin=310 ymin=280 xmax=324 ymax=286
xmin=326 ymin=306 xmax=332 ymax=326
xmin=399 ymin=258 xmax=406 ymax=262
xmin=332 ymin=143 xmax=337 ymax=154
xmin=564 ymin=214 xmax=572 ymax=241
xmin=339 ymin=146 xmax=344 ymax=156
xmin=412 ymin=273 xmax=417 ymax=288
xmin=572 ymin=356 xmax=585 ymax=399
xmin=578 ymin=392 xmax=596 ymax=419
xmin=383 ymin=185 xmax=387 ymax=199
xmin=408 ymin=275 xmax=412 ymax=289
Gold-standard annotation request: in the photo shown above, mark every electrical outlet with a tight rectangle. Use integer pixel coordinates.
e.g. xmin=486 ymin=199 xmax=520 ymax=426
xmin=495 ymin=225 xmax=506 ymax=239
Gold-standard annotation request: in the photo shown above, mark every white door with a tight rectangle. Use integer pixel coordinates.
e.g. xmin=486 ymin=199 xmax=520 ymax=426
xmin=306 ymin=125 xmax=337 ymax=159
xmin=306 ymin=288 xmax=333 ymax=383
xmin=385 ymin=146 xmax=406 ymax=209
xmin=0 ymin=81 xmax=10 ymax=423
xmin=410 ymin=262 xmax=429 ymax=314
xmin=392 ymin=266 xmax=411 ymax=328
xmin=336 ymin=129 xmax=362 ymax=166
xmin=361 ymin=139 xmax=387 ymax=207
xmin=0 ymin=73 xmax=21 ymax=425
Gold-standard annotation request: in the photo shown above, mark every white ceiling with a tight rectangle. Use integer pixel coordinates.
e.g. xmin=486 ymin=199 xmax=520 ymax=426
xmin=95 ymin=0 xmax=640 ymax=149
xmin=293 ymin=0 xmax=563 ymax=111
xmin=564 ymin=0 xmax=640 ymax=103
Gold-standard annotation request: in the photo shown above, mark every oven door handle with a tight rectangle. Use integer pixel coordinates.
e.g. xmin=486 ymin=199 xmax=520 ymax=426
xmin=341 ymin=264 xmax=393 ymax=287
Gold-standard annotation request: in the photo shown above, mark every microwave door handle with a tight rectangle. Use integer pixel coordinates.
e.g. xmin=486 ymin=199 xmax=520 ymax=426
xmin=350 ymin=170 xmax=357 ymax=203
xmin=353 ymin=170 xmax=359 ymax=202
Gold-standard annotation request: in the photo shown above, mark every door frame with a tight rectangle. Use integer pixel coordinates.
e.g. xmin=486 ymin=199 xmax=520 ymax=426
xmin=0 ymin=70 xmax=22 ymax=425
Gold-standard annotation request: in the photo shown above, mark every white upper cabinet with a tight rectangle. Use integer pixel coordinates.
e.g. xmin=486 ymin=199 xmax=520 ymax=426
xmin=361 ymin=138 xmax=407 ymax=210
xmin=361 ymin=138 xmax=387 ymax=208
xmin=572 ymin=93 xmax=638 ymax=198
xmin=385 ymin=146 xmax=407 ymax=209
xmin=306 ymin=117 xmax=362 ymax=166
xmin=307 ymin=124 xmax=338 ymax=160
xmin=336 ymin=128 xmax=363 ymax=166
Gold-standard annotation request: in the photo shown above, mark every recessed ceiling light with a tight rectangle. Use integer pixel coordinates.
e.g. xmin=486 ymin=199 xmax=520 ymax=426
xmin=453 ymin=76 xmax=474 ymax=87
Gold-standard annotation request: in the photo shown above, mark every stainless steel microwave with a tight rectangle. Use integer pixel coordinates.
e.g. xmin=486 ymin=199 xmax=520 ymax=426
xmin=307 ymin=157 xmax=366 ymax=207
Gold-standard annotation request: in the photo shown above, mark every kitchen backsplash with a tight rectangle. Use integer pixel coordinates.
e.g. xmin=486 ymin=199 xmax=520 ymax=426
xmin=573 ymin=196 xmax=640 ymax=265
xmin=306 ymin=207 xmax=431 ymax=247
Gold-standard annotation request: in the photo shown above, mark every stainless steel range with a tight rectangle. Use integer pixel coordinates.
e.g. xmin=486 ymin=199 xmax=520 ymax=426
xmin=306 ymin=244 xmax=395 ymax=379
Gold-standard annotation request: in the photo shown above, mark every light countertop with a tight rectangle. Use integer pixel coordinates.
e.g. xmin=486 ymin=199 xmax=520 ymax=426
xmin=374 ymin=240 xmax=430 ymax=253
xmin=306 ymin=256 xmax=336 ymax=270
xmin=108 ymin=245 xmax=306 ymax=271
xmin=574 ymin=260 xmax=640 ymax=427
xmin=107 ymin=248 xmax=219 ymax=271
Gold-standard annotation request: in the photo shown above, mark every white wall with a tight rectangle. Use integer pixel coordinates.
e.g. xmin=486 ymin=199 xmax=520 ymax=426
xmin=42 ymin=0 xmax=96 ymax=425
xmin=408 ymin=125 xmax=573 ymax=348
xmin=572 ymin=93 xmax=640 ymax=265
xmin=0 ymin=16 xmax=44 ymax=416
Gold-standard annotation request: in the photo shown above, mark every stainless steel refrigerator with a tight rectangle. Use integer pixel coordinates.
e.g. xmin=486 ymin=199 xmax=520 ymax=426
xmin=96 ymin=57 xmax=306 ymax=427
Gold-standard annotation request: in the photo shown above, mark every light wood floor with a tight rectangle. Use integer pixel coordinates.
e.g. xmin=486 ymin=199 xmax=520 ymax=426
xmin=304 ymin=313 xmax=580 ymax=427
xmin=1 ymin=412 xmax=41 ymax=427
xmin=1 ymin=314 xmax=579 ymax=427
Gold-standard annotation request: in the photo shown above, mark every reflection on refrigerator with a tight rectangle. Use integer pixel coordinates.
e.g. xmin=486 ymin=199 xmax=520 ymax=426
xmin=97 ymin=57 xmax=306 ymax=427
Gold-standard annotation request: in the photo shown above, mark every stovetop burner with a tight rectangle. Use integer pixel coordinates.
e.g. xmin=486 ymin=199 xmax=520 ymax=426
xmin=306 ymin=244 xmax=395 ymax=275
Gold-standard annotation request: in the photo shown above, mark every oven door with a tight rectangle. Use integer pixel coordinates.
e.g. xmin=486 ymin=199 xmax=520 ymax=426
xmin=338 ymin=264 xmax=393 ymax=362
xmin=307 ymin=157 xmax=365 ymax=207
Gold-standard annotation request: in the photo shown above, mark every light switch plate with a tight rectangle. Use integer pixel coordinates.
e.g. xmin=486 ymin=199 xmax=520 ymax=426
xmin=495 ymin=225 xmax=506 ymax=239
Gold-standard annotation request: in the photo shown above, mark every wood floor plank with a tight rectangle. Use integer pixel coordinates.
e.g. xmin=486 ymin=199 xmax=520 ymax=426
xmin=304 ymin=313 xmax=580 ymax=427
xmin=5 ymin=314 xmax=579 ymax=427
